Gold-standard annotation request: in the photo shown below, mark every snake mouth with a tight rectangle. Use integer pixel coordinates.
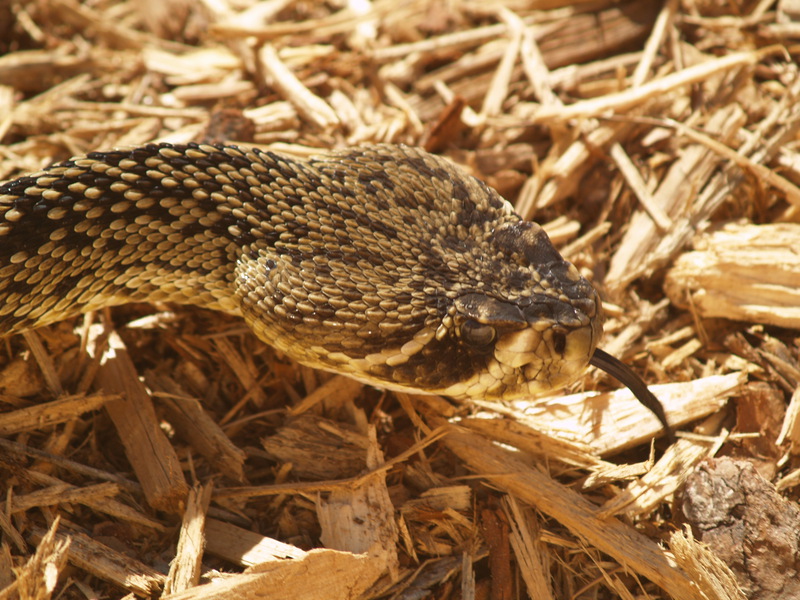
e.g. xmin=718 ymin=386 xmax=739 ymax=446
xmin=439 ymin=289 xmax=603 ymax=400
xmin=493 ymin=323 xmax=597 ymax=392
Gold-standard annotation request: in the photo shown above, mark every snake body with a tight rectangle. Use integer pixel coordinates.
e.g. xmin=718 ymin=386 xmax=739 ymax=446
xmin=0 ymin=143 xmax=603 ymax=401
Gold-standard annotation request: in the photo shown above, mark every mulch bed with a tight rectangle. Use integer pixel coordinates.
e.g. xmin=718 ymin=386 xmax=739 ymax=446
xmin=1 ymin=1 xmax=800 ymax=599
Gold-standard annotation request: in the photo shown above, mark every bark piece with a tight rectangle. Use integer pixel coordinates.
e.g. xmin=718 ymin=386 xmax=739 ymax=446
xmin=681 ymin=457 xmax=800 ymax=600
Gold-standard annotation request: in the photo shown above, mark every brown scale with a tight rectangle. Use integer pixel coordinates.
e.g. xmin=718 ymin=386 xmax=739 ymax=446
xmin=0 ymin=142 xmax=672 ymax=437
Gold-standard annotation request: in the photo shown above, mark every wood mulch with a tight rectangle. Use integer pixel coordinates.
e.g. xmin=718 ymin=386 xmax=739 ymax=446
xmin=1 ymin=1 xmax=800 ymax=599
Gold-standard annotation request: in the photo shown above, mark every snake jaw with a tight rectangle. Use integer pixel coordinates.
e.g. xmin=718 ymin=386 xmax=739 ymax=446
xmin=494 ymin=328 xmax=546 ymax=368
xmin=429 ymin=286 xmax=603 ymax=401
xmin=491 ymin=315 xmax=600 ymax=396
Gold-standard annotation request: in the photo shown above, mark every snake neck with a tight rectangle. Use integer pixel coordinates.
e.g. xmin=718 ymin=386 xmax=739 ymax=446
xmin=0 ymin=143 xmax=288 ymax=334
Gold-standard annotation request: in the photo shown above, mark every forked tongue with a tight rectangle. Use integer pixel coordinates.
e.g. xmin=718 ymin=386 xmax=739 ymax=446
xmin=589 ymin=348 xmax=675 ymax=443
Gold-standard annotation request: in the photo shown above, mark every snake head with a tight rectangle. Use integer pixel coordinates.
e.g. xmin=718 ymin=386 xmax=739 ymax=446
xmin=436 ymin=220 xmax=604 ymax=400
xmin=233 ymin=144 xmax=603 ymax=402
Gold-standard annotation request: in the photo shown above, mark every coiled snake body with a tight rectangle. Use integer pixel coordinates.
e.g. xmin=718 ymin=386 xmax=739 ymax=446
xmin=0 ymin=143 xmax=669 ymax=432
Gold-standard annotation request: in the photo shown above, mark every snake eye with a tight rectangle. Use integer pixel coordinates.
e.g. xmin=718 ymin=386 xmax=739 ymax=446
xmin=460 ymin=320 xmax=496 ymax=347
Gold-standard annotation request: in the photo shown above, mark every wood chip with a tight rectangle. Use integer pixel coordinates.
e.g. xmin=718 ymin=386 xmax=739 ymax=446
xmin=0 ymin=392 xmax=114 ymax=436
xmin=666 ymin=223 xmax=800 ymax=328
xmin=258 ymin=45 xmax=339 ymax=130
xmin=87 ymin=326 xmax=189 ymax=513
xmin=28 ymin=525 xmax=165 ymax=596
xmin=204 ymin=518 xmax=307 ymax=566
xmin=163 ymin=483 xmax=212 ymax=596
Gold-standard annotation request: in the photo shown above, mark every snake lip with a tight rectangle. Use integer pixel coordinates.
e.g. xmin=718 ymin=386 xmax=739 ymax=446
xmin=493 ymin=328 xmax=545 ymax=369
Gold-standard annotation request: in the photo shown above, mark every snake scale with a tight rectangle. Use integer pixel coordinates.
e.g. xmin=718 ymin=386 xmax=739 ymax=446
xmin=0 ymin=142 xmax=671 ymax=436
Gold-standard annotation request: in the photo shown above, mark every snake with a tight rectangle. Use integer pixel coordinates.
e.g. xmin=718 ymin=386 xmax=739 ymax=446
xmin=0 ymin=142 xmax=671 ymax=436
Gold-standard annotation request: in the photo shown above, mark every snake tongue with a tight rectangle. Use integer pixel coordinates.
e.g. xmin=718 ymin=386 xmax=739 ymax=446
xmin=589 ymin=348 xmax=675 ymax=443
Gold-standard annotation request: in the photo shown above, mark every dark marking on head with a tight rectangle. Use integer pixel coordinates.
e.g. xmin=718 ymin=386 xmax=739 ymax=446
xmin=454 ymin=293 xmax=526 ymax=327
xmin=403 ymin=156 xmax=451 ymax=182
xmin=491 ymin=221 xmax=563 ymax=266
xmin=451 ymin=178 xmax=470 ymax=203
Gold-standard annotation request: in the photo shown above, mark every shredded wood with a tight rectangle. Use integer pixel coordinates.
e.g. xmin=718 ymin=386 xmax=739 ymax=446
xmin=1 ymin=1 xmax=799 ymax=599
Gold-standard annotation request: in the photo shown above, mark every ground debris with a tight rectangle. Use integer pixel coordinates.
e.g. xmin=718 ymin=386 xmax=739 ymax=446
xmin=2 ymin=1 xmax=799 ymax=599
